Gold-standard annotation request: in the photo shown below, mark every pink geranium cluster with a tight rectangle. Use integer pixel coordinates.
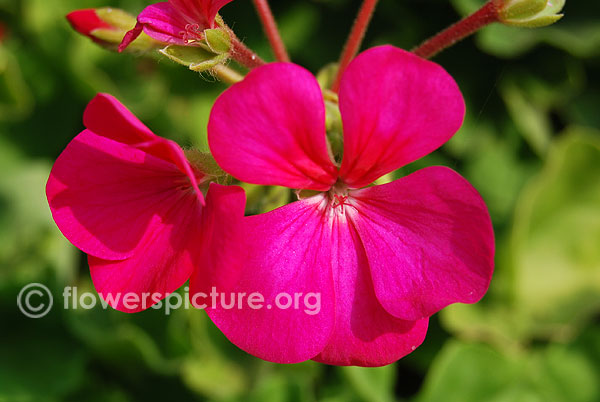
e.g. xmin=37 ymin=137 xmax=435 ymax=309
xmin=51 ymin=0 xmax=495 ymax=366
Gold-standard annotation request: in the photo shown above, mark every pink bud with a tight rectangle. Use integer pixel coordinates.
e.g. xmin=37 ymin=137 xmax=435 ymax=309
xmin=66 ymin=9 xmax=113 ymax=43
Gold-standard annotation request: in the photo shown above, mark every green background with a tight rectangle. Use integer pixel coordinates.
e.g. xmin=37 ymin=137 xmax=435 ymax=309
xmin=1 ymin=0 xmax=599 ymax=401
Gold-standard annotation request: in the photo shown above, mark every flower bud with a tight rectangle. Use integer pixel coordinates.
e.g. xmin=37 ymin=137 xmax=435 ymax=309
xmin=496 ymin=0 xmax=565 ymax=28
xmin=66 ymin=8 xmax=160 ymax=52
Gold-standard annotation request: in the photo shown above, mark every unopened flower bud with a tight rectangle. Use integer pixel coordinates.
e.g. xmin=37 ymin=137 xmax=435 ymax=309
xmin=496 ymin=0 xmax=565 ymax=28
xmin=66 ymin=8 xmax=161 ymax=52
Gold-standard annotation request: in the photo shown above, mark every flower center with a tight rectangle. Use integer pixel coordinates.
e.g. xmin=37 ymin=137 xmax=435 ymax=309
xmin=180 ymin=24 xmax=203 ymax=44
xmin=332 ymin=194 xmax=349 ymax=209
xmin=327 ymin=181 xmax=354 ymax=216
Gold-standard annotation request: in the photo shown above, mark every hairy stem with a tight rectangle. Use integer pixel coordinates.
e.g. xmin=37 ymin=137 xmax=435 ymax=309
xmin=412 ymin=0 xmax=500 ymax=59
xmin=216 ymin=16 xmax=266 ymax=69
xmin=332 ymin=0 xmax=380 ymax=92
xmin=212 ymin=65 xmax=244 ymax=85
xmin=252 ymin=0 xmax=290 ymax=62
xmin=230 ymin=37 xmax=266 ymax=69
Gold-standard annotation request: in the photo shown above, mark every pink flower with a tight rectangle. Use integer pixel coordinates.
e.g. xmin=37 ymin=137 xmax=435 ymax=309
xmin=198 ymin=46 xmax=495 ymax=366
xmin=119 ymin=0 xmax=233 ymax=52
xmin=46 ymin=93 xmax=241 ymax=312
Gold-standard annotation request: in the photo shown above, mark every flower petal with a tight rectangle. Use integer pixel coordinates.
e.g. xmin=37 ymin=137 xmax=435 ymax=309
xmin=89 ymin=186 xmax=203 ymax=312
xmin=351 ymin=166 xmax=495 ymax=321
xmin=66 ymin=9 xmax=113 ymax=39
xmin=84 ymin=93 xmax=204 ymax=202
xmin=47 ymin=130 xmax=196 ymax=260
xmin=313 ymin=211 xmax=429 ymax=367
xmin=137 ymin=2 xmax=192 ymax=46
xmin=170 ymin=0 xmax=233 ymax=28
xmin=338 ymin=46 xmax=466 ymax=188
xmin=200 ymin=197 xmax=336 ymax=364
xmin=208 ymin=63 xmax=338 ymax=191
xmin=191 ymin=182 xmax=247 ymax=294
xmin=119 ymin=22 xmax=144 ymax=52
xmin=204 ymin=0 xmax=234 ymax=27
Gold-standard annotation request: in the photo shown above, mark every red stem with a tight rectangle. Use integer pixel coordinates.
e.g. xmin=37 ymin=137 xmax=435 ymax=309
xmin=412 ymin=0 xmax=500 ymax=59
xmin=231 ymin=37 xmax=266 ymax=69
xmin=252 ymin=0 xmax=290 ymax=62
xmin=331 ymin=0 xmax=380 ymax=92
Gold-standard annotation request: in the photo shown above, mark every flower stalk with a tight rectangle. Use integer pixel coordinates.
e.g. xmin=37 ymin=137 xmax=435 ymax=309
xmin=230 ymin=37 xmax=266 ymax=69
xmin=252 ymin=0 xmax=290 ymax=62
xmin=331 ymin=0 xmax=380 ymax=92
xmin=216 ymin=16 xmax=266 ymax=69
xmin=213 ymin=64 xmax=244 ymax=85
xmin=412 ymin=0 xmax=500 ymax=59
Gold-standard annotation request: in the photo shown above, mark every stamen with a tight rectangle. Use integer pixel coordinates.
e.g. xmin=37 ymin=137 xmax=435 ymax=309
xmin=333 ymin=194 xmax=349 ymax=209
xmin=179 ymin=24 xmax=203 ymax=44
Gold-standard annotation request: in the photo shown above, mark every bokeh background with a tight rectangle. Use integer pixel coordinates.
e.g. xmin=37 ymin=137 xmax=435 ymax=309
xmin=1 ymin=0 xmax=599 ymax=401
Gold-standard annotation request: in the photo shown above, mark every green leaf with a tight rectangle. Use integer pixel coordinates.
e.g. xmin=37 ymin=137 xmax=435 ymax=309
xmin=342 ymin=366 xmax=396 ymax=402
xmin=418 ymin=341 xmax=518 ymax=402
xmin=418 ymin=340 xmax=599 ymax=402
xmin=181 ymin=357 xmax=247 ymax=398
xmin=500 ymin=80 xmax=552 ymax=156
xmin=510 ymin=130 xmax=600 ymax=336
xmin=0 ymin=151 xmax=76 ymax=284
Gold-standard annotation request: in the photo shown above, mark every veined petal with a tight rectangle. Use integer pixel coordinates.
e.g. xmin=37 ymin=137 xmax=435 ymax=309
xmin=47 ymin=130 xmax=200 ymax=260
xmin=352 ymin=166 xmax=495 ymax=321
xmin=84 ymin=93 xmax=204 ymax=203
xmin=170 ymin=0 xmax=233 ymax=28
xmin=137 ymin=2 xmax=193 ymax=46
xmin=201 ymin=196 xmax=336 ymax=364
xmin=84 ymin=93 xmax=155 ymax=143
xmin=208 ymin=63 xmax=338 ymax=191
xmin=89 ymin=186 xmax=204 ymax=312
xmin=204 ymin=0 xmax=234 ymax=27
xmin=338 ymin=46 xmax=465 ymax=188
xmin=313 ymin=210 xmax=429 ymax=367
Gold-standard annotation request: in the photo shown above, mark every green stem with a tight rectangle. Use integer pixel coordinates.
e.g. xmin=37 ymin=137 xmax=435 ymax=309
xmin=212 ymin=65 xmax=244 ymax=84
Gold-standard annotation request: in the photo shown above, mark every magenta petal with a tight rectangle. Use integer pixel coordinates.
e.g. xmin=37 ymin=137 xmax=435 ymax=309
xmin=136 ymin=2 xmax=192 ymax=46
xmin=190 ymin=182 xmax=247 ymax=294
xmin=312 ymin=216 xmax=429 ymax=367
xmin=89 ymin=187 xmax=204 ymax=313
xmin=201 ymin=197 xmax=336 ymax=364
xmin=208 ymin=63 xmax=338 ymax=191
xmin=352 ymin=166 xmax=495 ymax=321
xmin=118 ymin=22 xmax=143 ymax=52
xmin=203 ymin=0 xmax=234 ymax=27
xmin=47 ymin=130 xmax=197 ymax=259
xmin=338 ymin=46 xmax=466 ymax=188
xmin=170 ymin=0 xmax=233 ymax=28
xmin=84 ymin=93 xmax=155 ymax=144
xmin=84 ymin=93 xmax=204 ymax=203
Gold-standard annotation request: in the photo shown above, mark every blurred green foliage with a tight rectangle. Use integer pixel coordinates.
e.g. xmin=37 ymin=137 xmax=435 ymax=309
xmin=0 ymin=0 xmax=599 ymax=401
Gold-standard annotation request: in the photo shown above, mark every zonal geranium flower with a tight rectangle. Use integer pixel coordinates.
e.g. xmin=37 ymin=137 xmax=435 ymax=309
xmin=200 ymin=45 xmax=495 ymax=366
xmin=119 ymin=0 xmax=233 ymax=52
xmin=46 ymin=93 xmax=236 ymax=312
